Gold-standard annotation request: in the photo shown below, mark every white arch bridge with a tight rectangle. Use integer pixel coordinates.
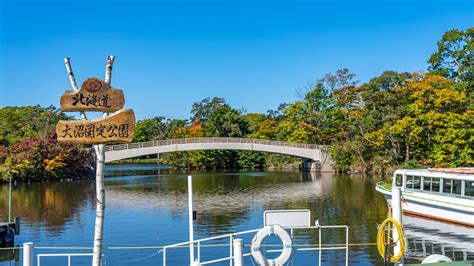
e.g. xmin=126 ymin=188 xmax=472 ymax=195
xmin=104 ymin=137 xmax=334 ymax=171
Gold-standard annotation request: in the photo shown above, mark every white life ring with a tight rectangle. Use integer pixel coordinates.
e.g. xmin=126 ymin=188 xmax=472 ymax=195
xmin=251 ymin=225 xmax=293 ymax=266
xmin=421 ymin=254 xmax=452 ymax=264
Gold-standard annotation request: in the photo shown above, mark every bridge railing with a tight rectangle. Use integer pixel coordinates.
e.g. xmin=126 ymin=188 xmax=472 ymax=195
xmin=104 ymin=138 xmax=325 ymax=152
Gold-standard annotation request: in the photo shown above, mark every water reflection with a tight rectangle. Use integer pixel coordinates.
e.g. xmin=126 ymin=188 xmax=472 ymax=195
xmin=0 ymin=181 xmax=94 ymax=232
xmin=403 ymin=215 xmax=474 ymax=263
xmin=103 ymin=168 xmax=388 ymax=264
xmin=0 ymin=165 xmax=472 ymax=265
xmin=105 ymin=171 xmax=336 ymax=236
xmin=0 ymin=248 xmax=19 ymax=265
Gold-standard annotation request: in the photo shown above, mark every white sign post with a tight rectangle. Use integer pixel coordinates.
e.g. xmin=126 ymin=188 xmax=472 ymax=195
xmin=188 ymin=175 xmax=195 ymax=265
xmin=58 ymin=56 xmax=135 ymax=266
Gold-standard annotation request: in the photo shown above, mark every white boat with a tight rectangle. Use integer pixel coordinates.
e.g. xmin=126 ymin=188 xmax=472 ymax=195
xmin=376 ymin=168 xmax=474 ymax=227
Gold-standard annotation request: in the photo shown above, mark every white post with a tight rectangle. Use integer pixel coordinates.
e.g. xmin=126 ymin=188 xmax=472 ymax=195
xmin=233 ymin=238 xmax=244 ymax=266
xmin=188 ymin=175 xmax=195 ymax=265
xmin=157 ymin=153 xmax=161 ymax=176
xmin=64 ymin=58 xmax=87 ymax=120
xmin=92 ymin=144 xmax=105 ymax=266
xmin=8 ymin=176 xmax=12 ymax=223
xmin=392 ymin=187 xmax=404 ymax=265
xmin=22 ymin=242 xmax=33 ymax=266
xmin=92 ymin=55 xmax=115 ymax=266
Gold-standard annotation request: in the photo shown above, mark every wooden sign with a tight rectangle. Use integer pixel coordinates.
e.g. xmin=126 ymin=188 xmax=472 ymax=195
xmin=60 ymin=78 xmax=125 ymax=112
xmin=56 ymin=109 xmax=135 ymax=144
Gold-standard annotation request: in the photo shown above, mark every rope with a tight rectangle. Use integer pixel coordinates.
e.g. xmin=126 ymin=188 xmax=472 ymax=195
xmin=0 ymin=247 xmax=22 ymax=250
xmin=31 ymin=243 xmax=376 ymax=250
xmin=35 ymin=247 xmax=92 ymax=250
xmin=376 ymin=207 xmax=406 ymax=263
xmin=104 ymin=249 xmax=162 ymax=262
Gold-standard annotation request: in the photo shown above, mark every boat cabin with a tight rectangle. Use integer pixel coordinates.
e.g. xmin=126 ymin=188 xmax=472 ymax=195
xmin=392 ymin=169 xmax=474 ymax=199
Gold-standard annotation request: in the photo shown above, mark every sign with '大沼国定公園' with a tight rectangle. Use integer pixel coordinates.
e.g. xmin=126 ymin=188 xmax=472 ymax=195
xmin=56 ymin=109 xmax=135 ymax=144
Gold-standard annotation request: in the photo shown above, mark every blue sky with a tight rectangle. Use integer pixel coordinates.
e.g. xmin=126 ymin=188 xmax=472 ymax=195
xmin=1 ymin=0 xmax=472 ymax=120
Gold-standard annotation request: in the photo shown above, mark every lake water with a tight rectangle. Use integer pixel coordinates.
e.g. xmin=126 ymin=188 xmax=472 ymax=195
xmin=1 ymin=164 xmax=473 ymax=265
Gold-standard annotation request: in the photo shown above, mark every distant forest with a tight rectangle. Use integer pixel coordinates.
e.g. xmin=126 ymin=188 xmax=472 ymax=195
xmin=1 ymin=28 xmax=472 ymax=182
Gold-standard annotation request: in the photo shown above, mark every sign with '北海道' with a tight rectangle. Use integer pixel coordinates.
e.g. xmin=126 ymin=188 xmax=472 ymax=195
xmin=60 ymin=78 xmax=125 ymax=112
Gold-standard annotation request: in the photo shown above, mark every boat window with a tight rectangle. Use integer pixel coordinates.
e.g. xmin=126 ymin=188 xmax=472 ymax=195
xmin=413 ymin=176 xmax=421 ymax=190
xmin=431 ymin=178 xmax=440 ymax=192
xmin=395 ymin=174 xmax=403 ymax=187
xmin=443 ymin=179 xmax=452 ymax=193
xmin=406 ymin=175 xmax=414 ymax=189
xmin=465 ymin=181 xmax=474 ymax=197
xmin=452 ymin=179 xmax=462 ymax=195
xmin=423 ymin=177 xmax=431 ymax=191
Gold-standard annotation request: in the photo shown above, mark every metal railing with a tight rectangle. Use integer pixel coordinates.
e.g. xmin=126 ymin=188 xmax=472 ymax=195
xmin=163 ymin=228 xmax=260 ymax=266
xmin=24 ymin=223 xmax=348 ymax=266
xmin=162 ymin=225 xmax=349 ymax=266
xmin=105 ymin=137 xmax=326 ymax=152
xmin=37 ymin=253 xmax=94 ymax=266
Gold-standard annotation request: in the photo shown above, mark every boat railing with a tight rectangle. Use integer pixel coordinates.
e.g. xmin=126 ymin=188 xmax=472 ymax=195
xmin=36 ymin=253 xmax=95 ymax=266
xmin=162 ymin=224 xmax=349 ymax=266
xmin=22 ymin=223 xmax=348 ymax=266
xmin=376 ymin=181 xmax=392 ymax=192
xmin=163 ymin=228 xmax=260 ymax=266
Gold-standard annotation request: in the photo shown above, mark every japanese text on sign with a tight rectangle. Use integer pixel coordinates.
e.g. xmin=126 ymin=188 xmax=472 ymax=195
xmin=56 ymin=109 xmax=135 ymax=144
xmin=61 ymin=123 xmax=129 ymax=139
xmin=71 ymin=93 xmax=112 ymax=108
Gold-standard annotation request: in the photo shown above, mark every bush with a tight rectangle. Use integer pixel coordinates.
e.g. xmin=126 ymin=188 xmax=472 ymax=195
xmin=1 ymin=131 xmax=94 ymax=182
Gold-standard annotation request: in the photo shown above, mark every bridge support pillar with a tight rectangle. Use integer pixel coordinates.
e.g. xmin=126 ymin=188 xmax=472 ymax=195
xmin=302 ymin=158 xmax=334 ymax=172
xmin=302 ymin=159 xmax=319 ymax=172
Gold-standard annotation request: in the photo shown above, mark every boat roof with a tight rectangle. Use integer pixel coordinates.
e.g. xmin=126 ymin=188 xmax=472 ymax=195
xmin=428 ymin=167 xmax=474 ymax=174
xmin=394 ymin=168 xmax=474 ymax=180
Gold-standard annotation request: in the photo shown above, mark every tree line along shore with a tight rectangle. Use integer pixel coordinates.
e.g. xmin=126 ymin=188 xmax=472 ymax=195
xmin=1 ymin=28 xmax=472 ymax=183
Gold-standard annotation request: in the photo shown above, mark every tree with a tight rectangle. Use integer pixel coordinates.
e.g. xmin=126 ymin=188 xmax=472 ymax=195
xmin=1 ymin=131 xmax=94 ymax=182
xmin=0 ymin=105 xmax=69 ymax=146
xmin=247 ymin=119 xmax=277 ymax=140
xmin=191 ymin=97 xmax=248 ymax=137
xmin=205 ymin=105 xmax=248 ymax=137
xmin=266 ymin=103 xmax=287 ymax=121
xmin=365 ymin=74 xmax=472 ymax=167
xmin=0 ymin=145 xmax=7 ymax=164
xmin=359 ymin=71 xmax=413 ymax=164
xmin=191 ymin=97 xmax=225 ymax=122
xmin=278 ymin=101 xmax=311 ymax=143
xmin=244 ymin=113 xmax=267 ymax=135
xmin=165 ymin=119 xmax=189 ymax=138
xmin=428 ymin=28 xmax=473 ymax=92
xmin=321 ymin=68 xmax=359 ymax=91
xmin=133 ymin=116 xmax=167 ymax=142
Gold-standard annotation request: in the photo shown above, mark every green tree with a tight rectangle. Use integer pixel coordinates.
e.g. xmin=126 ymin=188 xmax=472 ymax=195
xmin=133 ymin=116 xmax=167 ymax=142
xmin=428 ymin=28 xmax=473 ymax=88
xmin=191 ymin=97 xmax=248 ymax=137
xmin=359 ymin=71 xmax=413 ymax=164
xmin=0 ymin=105 xmax=69 ymax=146
xmin=191 ymin=97 xmax=225 ymax=122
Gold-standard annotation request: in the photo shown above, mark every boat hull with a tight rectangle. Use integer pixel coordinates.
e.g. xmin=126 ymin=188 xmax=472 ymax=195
xmin=375 ymin=186 xmax=474 ymax=227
